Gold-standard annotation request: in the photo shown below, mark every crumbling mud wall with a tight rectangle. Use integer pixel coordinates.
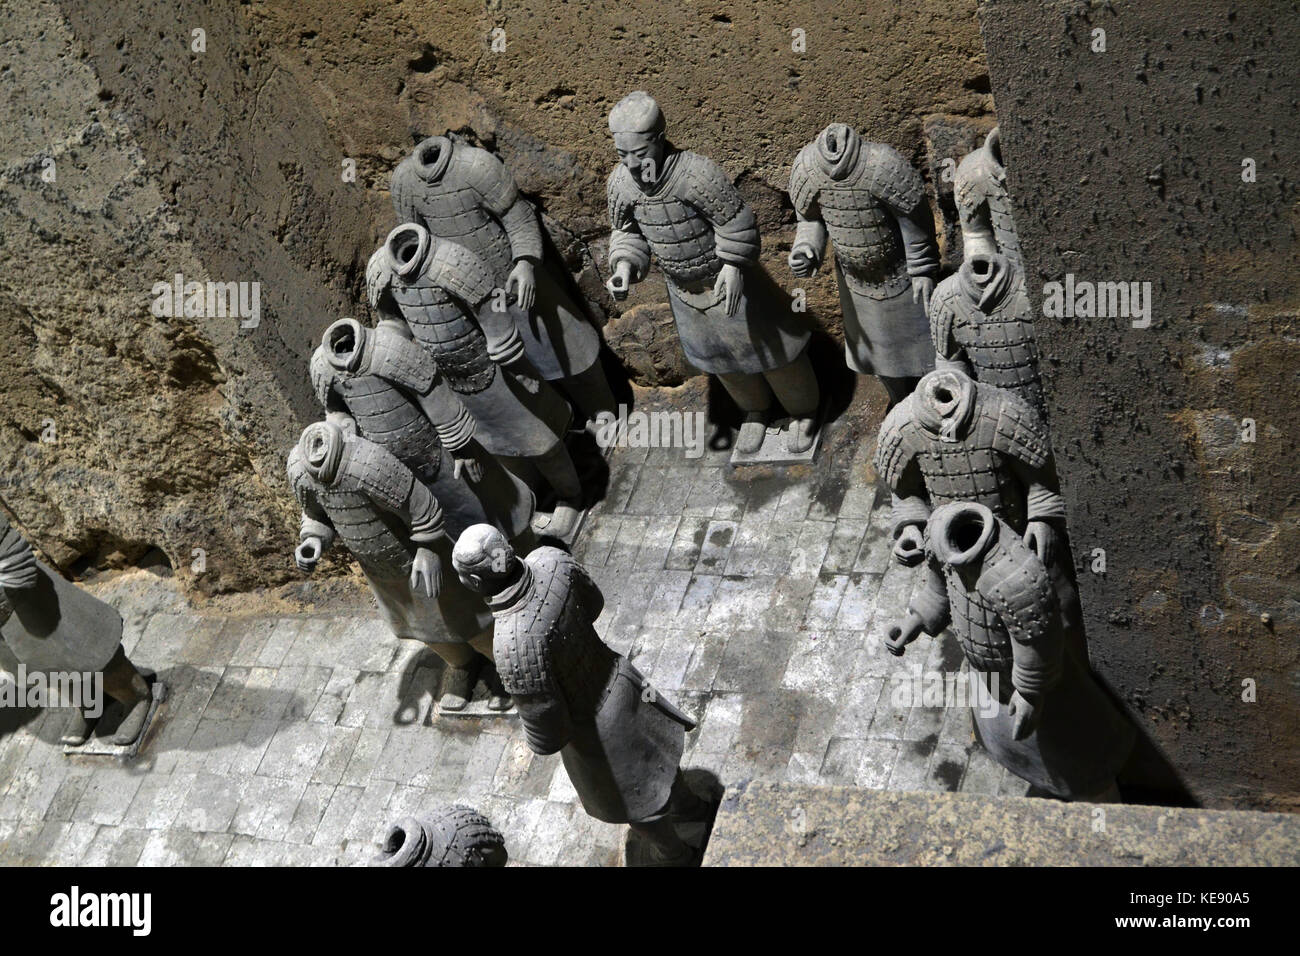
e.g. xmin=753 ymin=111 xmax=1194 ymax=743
xmin=0 ymin=0 xmax=990 ymax=593
xmin=978 ymin=0 xmax=1300 ymax=809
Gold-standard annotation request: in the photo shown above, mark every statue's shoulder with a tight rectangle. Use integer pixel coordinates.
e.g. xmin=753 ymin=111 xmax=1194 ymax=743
xmin=864 ymin=141 xmax=925 ymax=211
xmin=368 ymin=322 xmax=435 ymax=393
xmin=983 ymin=385 xmax=1051 ymax=468
xmin=788 ymin=141 xmax=826 ymax=214
xmin=308 ymin=346 xmax=335 ymax=408
xmin=875 ymin=396 xmax=925 ymax=482
xmin=345 ymin=437 xmax=411 ymax=507
xmin=448 ymin=141 xmax=516 ymax=205
xmin=428 ymin=238 xmax=496 ymax=304
xmin=606 ymin=164 xmax=640 ymax=225
xmin=525 ymin=545 xmax=578 ymax=580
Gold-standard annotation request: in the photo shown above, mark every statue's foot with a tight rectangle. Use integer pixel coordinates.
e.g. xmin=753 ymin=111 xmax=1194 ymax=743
xmin=544 ymin=500 xmax=582 ymax=539
xmin=735 ymin=412 xmax=768 ymax=454
xmin=785 ymin=414 xmax=817 ymax=454
xmin=438 ymin=664 xmax=475 ymax=712
xmin=60 ymin=710 xmax=96 ymax=746
xmin=110 ymin=694 xmax=152 ymax=747
xmin=480 ymin=664 xmax=512 ymax=712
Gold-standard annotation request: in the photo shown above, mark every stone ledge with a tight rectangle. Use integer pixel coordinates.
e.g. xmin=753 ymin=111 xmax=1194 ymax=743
xmin=703 ymin=782 xmax=1300 ymax=866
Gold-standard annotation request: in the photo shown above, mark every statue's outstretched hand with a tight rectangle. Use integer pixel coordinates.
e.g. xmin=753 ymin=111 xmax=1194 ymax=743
xmin=606 ymin=260 xmax=633 ymax=301
xmin=788 ymin=243 xmax=819 ymax=278
xmin=884 ymin=610 xmax=926 ymax=657
xmin=295 ymin=537 xmax=324 ymax=573
xmin=892 ymin=524 xmax=926 ymax=567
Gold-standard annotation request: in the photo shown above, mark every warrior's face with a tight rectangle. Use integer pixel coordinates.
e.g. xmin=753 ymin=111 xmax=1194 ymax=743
xmin=614 ymin=130 xmax=666 ymax=187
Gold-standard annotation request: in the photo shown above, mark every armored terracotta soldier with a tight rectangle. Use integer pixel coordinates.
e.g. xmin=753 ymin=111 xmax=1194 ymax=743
xmin=311 ymin=316 xmax=536 ymax=544
xmin=874 ymin=368 xmax=1084 ymax=646
xmin=288 ymin=420 xmax=504 ymax=711
xmin=452 ymin=524 xmax=712 ymax=866
xmin=368 ymin=224 xmax=584 ymax=538
xmin=392 ymin=134 xmax=616 ymax=426
xmin=604 ymin=91 xmax=820 ymax=455
xmin=0 ymin=513 xmax=153 ymax=746
xmin=788 ymin=122 xmax=940 ymax=406
xmin=886 ymin=502 xmax=1133 ymax=800
xmin=371 ymin=806 xmax=508 ymax=867
xmin=954 ymin=127 xmax=1022 ymax=271
xmin=929 ymin=252 xmax=1047 ymax=421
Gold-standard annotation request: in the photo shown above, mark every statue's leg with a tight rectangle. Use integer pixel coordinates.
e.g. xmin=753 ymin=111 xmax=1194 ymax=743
xmin=558 ymin=360 xmax=618 ymax=429
xmin=763 ymin=352 xmax=821 ymax=453
xmin=877 ymin=375 xmax=921 ymax=409
xmin=468 ymin=630 xmax=511 ymax=711
xmin=59 ymin=709 xmax=95 ymax=746
xmin=716 ymin=371 xmax=772 ymax=454
xmin=101 ymin=647 xmax=153 ymax=746
xmin=424 ymin=641 xmax=483 ymax=712
xmin=626 ymin=817 xmax=696 ymax=866
xmin=530 ymin=442 xmax=584 ymax=538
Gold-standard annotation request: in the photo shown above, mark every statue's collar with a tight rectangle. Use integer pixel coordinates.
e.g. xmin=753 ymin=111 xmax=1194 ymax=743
xmin=413 ymin=136 xmax=454 ymax=183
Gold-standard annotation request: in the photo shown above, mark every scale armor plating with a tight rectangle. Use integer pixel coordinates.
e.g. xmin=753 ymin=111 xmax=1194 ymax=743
xmin=607 ymin=150 xmax=759 ymax=284
xmin=876 ymin=381 xmax=1053 ymax=533
xmin=790 ymin=137 xmax=929 ymax=296
xmin=386 ymin=238 xmax=500 ymax=395
xmin=391 ymin=136 xmax=543 ymax=281
xmin=289 ymin=440 xmax=426 ymax=577
xmin=930 ymin=261 xmax=1046 ymax=417
xmin=314 ymin=361 xmax=444 ymax=484
xmin=493 ymin=547 xmax=618 ymax=718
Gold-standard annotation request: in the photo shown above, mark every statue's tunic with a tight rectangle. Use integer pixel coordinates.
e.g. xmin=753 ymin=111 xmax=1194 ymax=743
xmin=954 ymin=128 xmax=1022 ymax=271
xmin=607 ymin=148 xmax=810 ymax=376
xmin=311 ymin=319 xmax=533 ymax=541
xmin=789 ymin=129 xmax=939 ymax=377
xmin=371 ymin=229 xmax=571 ymax=459
xmin=289 ymin=435 xmax=490 ymax=643
xmin=930 ymin=254 xmax=1046 ymax=420
xmin=489 ymin=547 xmax=695 ymax=823
xmin=0 ymin=522 xmax=121 ymax=674
xmin=907 ymin=504 xmax=1133 ymax=797
xmin=391 ymin=135 xmax=601 ymax=382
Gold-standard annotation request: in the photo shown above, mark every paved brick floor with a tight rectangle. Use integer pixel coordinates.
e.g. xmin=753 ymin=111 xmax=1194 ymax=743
xmin=0 ymin=405 xmax=1028 ymax=866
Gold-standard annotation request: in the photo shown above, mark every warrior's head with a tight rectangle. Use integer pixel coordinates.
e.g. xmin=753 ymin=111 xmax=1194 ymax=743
xmin=451 ymin=523 xmax=519 ymax=596
xmin=609 ymin=91 xmax=667 ymax=188
xmin=297 ymin=420 xmax=346 ymax=484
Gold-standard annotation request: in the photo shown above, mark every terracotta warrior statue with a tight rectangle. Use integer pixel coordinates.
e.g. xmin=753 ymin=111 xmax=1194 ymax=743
xmin=604 ymin=91 xmax=820 ymax=455
xmin=311 ymin=316 xmax=536 ymax=546
xmin=885 ymin=501 xmax=1133 ymax=800
xmin=874 ymin=368 xmax=1084 ymax=647
xmin=954 ymin=126 xmax=1022 ymax=270
xmin=288 ymin=419 xmax=506 ymax=712
xmin=928 ymin=252 xmax=1047 ymax=421
xmin=392 ymin=134 xmax=616 ymax=426
xmin=368 ymin=225 xmax=584 ymax=538
xmin=0 ymin=513 xmax=153 ymax=746
xmin=452 ymin=524 xmax=712 ymax=866
xmin=788 ymin=122 xmax=940 ymax=407
xmin=371 ymin=805 xmax=508 ymax=867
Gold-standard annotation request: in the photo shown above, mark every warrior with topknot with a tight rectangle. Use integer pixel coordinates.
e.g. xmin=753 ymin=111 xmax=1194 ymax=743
xmin=604 ymin=91 xmax=820 ymax=455
xmin=452 ymin=524 xmax=713 ymax=865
